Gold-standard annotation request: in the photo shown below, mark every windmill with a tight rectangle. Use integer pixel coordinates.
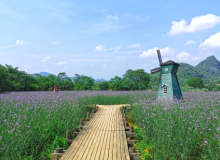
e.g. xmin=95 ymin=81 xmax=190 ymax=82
xmin=150 ymin=50 xmax=183 ymax=100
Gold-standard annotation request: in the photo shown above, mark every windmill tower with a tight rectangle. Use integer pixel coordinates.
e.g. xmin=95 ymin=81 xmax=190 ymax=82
xmin=151 ymin=50 xmax=183 ymax=100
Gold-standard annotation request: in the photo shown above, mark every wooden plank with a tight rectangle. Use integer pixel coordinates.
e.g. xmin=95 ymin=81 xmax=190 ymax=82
xmin=61 ymin=109 xmax=103 ymax=160
xmin=82 ymin=110 xmax=106 ymax=160
xmin=73 ymin=109 xmax=104 ymax=159
xmin=94 ymin=107 xmax=111 ymax=160
xmin=99 ymin=107 xmax=111 ymax=160
xmin=108 ymin=108 xmax=114 ymax=160
xmin=119 ymin=108 xmax=126 ymax=160
xmin=60 ymin=105 xmax=131 ymax=160
xmin=116 ymin=108 xmax=121 ymax=160
xmin=113 ymin=109 xmax=117 ymax=160
xmin=121 ymin=111 xmax=130 ymax=160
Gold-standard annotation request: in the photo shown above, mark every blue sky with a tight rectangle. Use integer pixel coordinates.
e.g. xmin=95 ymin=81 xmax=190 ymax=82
xmin=0 ymin=0 xmax=220 ymax=80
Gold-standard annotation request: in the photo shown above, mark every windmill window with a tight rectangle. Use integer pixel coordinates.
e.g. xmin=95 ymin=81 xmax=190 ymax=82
xmin=163 ymin=86 xmax=168 ymax=93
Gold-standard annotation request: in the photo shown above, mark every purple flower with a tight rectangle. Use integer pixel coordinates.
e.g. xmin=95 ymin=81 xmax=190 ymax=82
xmin=216 ymin=127 xmax=220 ymax=131
xmin=3 ymin=120 xmax=7 ymax=122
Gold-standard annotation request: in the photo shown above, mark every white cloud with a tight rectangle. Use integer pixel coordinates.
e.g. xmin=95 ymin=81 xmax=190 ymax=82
xmin=23 ymin=64 xmax=33 ymax=69
xmin=51 ymin=41 xmax=60 ymax=45
xmin=95 ymin=45 xmax=107 ymax=51
xmin=168 ymin=14 xmax=220 ymax=35
xmin=120 ymin=50 xmax=143 ymax=54
xmin=175 ymin=51 xmax=191 ymax=60
xmin=115 ymin=56 xmax=127 ymax=60
xmin=127 ymin=43 xmax=141 ymax=49
xmin=56 ymin=61 xmax=68 ymax=66
xmin=72 ymin=58 xmax=109 ymax=62
xmin=106 ymin=15 xmax=119 ymax=20
xmin=136 ymin=63 xmax=148 ymax=69
xmin=199 ymin=31 xmax=220 ymax=49
xmin=139 ymin=47 xmax=176 ymax=58
xmin=109 ymin=45 xmax=122 ymax=53
xmin=82 ymin=15 xmax=122 ymax=34
xmin=175 ymin=51 xmax=204 ymax=62
xmin=0 ymin=39 xmax=25 ymax=49
xmin=42 ymin=57 xmax=50 ymax=62
xmin=15 ymin=40 xmax=25 ymax=45
xmin=63 ymin=66 xmax=68 ymax=70
xmin=185 ymin=40 xmax=196 ymax=45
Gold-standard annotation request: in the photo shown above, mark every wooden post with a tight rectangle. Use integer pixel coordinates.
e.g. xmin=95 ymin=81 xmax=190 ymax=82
xmin=80 ymin=119 xmax=84 ymax=125
xmin=56 ymin=148 xmax=64 ymax=153
xmin=51 ymin=148 xmax=65 ymax=160
xmin=74 ymin=127 xmax=79 ymax=132
xmin=66 ymin=130 xmax=71 ymax=140
xmin=87 ymin=112 xmax=90 ymax=118
xmin=74 ymin=127 xmax=79 ymax=137
xmin=129 ymin=147 xmax=135 ymax=153
xmin=130 ymin=126 xmax=134 ymax=132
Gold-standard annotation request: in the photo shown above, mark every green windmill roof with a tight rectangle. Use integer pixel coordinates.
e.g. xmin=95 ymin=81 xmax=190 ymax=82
xmin=160 ymin=60 xmax=180 ymax=66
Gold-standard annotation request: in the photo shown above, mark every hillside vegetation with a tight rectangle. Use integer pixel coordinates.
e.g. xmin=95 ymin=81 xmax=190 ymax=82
xmin=1 ymin=55 xmax=220 ymax=93
xmin=150 ymin=55 xmax=220 ymax=86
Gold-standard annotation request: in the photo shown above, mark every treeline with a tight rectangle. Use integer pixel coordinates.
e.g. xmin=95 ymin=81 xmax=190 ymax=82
xmin=0 ymin=64 xmax=151 ymax=93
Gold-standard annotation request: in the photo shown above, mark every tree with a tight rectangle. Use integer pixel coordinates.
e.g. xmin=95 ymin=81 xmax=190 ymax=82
xmin=206 ymin=82 xmax=217 ymax=91
xmin=96 ymin=81 xmax=109 ymax=90
xmin=109 ymin=76 xmax=122 ymax=91
xmin=0 ymin=64 xmax=11 ymax=92
xmin=120 ymin=79 xmax=133 ymax=90
xmin=73 ymin=74 xmax=94 ymax=90
xmin=216 ymin=85 xmax=220 ymax=91
xmin=187 ymin=77 xmax=204 ymax=89
xmin=58 ymin=72 xmax=68 ymax=81
xmin=123 ymin=69 xmax=150 ymax=90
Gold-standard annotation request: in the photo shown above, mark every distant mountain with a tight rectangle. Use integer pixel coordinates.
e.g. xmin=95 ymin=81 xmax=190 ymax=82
xmin=69 ymin=77 xmax=106 ymax=83
xmin=177 ymin=63 xmax=207 ymax=84
xmin=195 ymin=55 xmax=220 ymax=78
xmin=31 ymin=72 xmax=107 ymax=82
xmin=95 ymin=78 xmax=106 ymax=82
xmin=31 ymin=72 xmax=56 ymax=77
xmin=150 ymin=55 xmax=220 ymax=86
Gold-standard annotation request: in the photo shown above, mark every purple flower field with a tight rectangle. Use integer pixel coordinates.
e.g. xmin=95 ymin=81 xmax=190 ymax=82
xmin=0 ymin=91 xmax=219 ymax=159
xmin=129 ymin=91 xmax=220 ymax=159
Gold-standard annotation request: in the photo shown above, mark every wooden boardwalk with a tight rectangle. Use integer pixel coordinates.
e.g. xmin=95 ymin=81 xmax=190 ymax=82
xmin=60 ymin=104 xmax=130 ymax=160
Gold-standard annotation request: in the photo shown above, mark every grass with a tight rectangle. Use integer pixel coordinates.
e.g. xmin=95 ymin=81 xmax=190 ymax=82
xmin=0 ymin=91 xmax=220 ymax=159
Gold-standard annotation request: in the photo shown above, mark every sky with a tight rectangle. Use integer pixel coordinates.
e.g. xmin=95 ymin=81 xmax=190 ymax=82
xmin=0 ymin=0 xmax=220 ymax=80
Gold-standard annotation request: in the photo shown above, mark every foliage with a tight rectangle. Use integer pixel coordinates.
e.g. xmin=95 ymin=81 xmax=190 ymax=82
xmin=0 ymin=91 xmax=97 ymax=159
xmin=2 ymin=57 xmax=220 ymax=93
xmin=206 ymin=82 xmax=217 ymax=91
xmin=129 ymin=92 xmax=220 ymax=159
xmin=40 ymin=136 xmax=69 ymax=159
xmin=92 ymin=81 xmax=109 ymax=90
xmin=0 ymin=64 xmax=11 ymax=92
xmin=109 ymin=76 xmax=122 ymax=91
xmin=73 ymin=74 xmax=94 ymax=90
xmin=0 ymin=91 xmax=220 ymax=159
xmin=123 ymin=69 xmax=150 ymax=90
xmin=187 ymin=77 xmax=204 ymax=89
xmin=150 ymin=56 xmax=220 ymax=87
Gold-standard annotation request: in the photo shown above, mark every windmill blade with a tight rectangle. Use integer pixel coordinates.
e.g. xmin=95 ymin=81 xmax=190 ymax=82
xmin=157 ymin=50 xmax=162 ymax=65
xmin=150 ymin=67 xmax=161 ymax=74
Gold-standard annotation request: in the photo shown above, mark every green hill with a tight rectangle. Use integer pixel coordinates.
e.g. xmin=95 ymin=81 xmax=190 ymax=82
xmin=150 ymin=55 xmax=220 ymax=86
